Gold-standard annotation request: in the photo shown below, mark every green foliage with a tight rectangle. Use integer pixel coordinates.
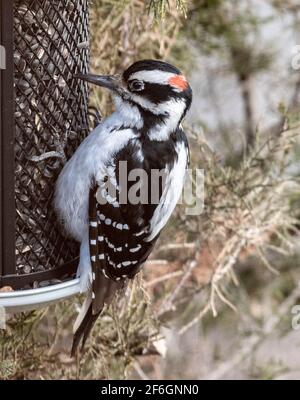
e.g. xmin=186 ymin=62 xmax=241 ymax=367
xmin=148 ymin=0 xmax=187 ymax=20
xmin=177 ymin=0 xmax=274 ymax=78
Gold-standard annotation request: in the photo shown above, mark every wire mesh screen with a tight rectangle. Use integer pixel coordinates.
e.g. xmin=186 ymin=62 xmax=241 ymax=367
xmin=13 ymin=0 xmax=90 ymax=284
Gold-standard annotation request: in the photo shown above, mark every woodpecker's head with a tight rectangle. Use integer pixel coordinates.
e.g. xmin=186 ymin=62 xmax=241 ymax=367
xmin=75 ymin=60 xmax=192 ymax=138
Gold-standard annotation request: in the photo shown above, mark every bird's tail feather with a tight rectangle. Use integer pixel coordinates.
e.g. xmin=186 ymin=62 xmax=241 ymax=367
xmin=71 ymin=278 xmax=123 ymax=357
xmin=73 ymin=292 xmax=92 ymax=334
xmin=71 ymin=303 xmax=101 ymax=357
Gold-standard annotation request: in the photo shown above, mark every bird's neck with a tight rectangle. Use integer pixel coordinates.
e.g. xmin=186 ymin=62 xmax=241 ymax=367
xmin=113 ymin=97 xmax=185 ymax=141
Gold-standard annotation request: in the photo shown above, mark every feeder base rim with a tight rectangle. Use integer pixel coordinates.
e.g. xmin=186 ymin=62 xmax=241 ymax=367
xmin=0 ymin=278 xmax=82 ymax=313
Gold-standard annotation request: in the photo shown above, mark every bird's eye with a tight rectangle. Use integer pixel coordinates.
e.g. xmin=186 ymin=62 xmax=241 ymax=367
xmin=128 ymin=80 xmax=144 ymax=92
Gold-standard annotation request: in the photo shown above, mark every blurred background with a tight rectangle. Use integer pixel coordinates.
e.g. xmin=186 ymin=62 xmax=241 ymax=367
xmin=1 ymin=0 xmax=300 ymax=380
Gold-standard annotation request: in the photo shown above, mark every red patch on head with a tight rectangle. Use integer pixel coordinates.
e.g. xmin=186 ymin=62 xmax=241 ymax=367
xmin=168 ymin=75 xmax=188 ymax=90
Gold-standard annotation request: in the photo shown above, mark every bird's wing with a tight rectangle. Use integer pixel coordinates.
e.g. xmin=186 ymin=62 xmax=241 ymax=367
xmin=88 ymin=136 xmax=189 ymax=297
xmin=72 ymin=179 xmax=157 ymax=355
xmin=89 ymin=180 xmax=158 ymax=300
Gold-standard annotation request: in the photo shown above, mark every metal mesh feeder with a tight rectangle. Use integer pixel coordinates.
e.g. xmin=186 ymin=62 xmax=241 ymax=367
xmin=0 ymin=0 xmax=91 ymax=312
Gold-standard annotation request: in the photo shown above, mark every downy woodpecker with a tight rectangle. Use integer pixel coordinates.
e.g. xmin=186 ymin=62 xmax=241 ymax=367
xmin=55 ymin=60 xmax=192 ymax=355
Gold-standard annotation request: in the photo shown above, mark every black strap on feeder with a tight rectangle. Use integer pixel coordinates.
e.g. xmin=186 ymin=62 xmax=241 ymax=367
xmin=0 ymin=257 xmax=78 ymax=290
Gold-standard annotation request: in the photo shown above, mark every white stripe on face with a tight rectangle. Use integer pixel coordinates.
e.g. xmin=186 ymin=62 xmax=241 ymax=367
xmin=128 ymin=93 xmax=186 ymax=117
xmin=129 ymin=70 xmax=181 ymax=85
xmin=124 ymin=95 xmax=186 ymax=140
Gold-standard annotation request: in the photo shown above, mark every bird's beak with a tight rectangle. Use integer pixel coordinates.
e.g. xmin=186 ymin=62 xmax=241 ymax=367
xmin=74 ymin=73 xmax=120 ymax=91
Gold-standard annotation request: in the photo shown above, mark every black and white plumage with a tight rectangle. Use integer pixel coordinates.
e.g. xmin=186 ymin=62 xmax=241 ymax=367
xmin=54 ymin=60 xmax=192 ymax=355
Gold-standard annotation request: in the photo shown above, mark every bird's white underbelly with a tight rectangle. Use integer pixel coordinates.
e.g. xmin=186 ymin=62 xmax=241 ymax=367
xmin=54 ymin=126 xmax=136 ymax=242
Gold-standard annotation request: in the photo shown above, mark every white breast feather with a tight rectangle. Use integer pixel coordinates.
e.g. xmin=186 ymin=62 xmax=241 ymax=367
xmin=54 ymin=115 xmax=136 ymax=242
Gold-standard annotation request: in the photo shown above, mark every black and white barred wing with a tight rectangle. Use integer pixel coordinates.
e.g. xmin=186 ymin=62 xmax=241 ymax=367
xmin=89 ymin=139 xmax=188 ymax=314
xmin=88 ymin=183 xmax=156 ymax=315
xmin=88 ymin=187 xmax=123 ymax=315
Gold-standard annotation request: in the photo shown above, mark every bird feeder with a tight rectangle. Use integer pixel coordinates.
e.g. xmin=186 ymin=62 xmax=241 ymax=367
xmin=0 ymin=0 xmax=91 ymax=312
